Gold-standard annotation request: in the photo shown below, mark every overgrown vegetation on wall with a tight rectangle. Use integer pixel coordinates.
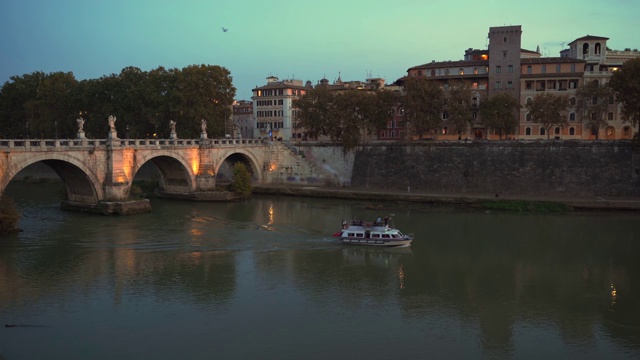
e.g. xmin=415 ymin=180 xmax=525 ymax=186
xmin=0 ymin=197 xmax=21 ymax=235
xmin=229 ymin=162 xmax=252 ymax=199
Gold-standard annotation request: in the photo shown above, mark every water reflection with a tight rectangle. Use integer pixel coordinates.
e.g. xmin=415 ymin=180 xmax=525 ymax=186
xmin=1 ymin=182 xmax=640 ymax=359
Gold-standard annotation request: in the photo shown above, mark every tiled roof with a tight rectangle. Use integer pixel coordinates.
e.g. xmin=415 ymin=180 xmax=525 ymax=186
xmin=569 ymin=35 xmax=609 ymax=44
xmin=253 ymin=82 xmax=308 ymax=91
xmin=408 ymin=60 xmax=488 ymax=71
xmin=520 ymin=57 xmax=586 ymax=64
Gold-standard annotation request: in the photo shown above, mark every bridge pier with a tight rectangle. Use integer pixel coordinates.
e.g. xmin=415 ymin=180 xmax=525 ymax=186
xmin=61 ymin=199 xmax=151 ymax=215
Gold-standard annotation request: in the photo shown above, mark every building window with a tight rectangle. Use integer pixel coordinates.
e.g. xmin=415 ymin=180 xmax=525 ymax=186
xmin=595 ymin=42 xmax=601 ymax=55
xmin=526 ymin=113 xmax=532 ymax=121
xmin=608 ymin=112 xmax=614 ymax=120
xmin=556 ymin=64 xmax=561 ymax=73
xmin=555 ymin=127 xmax=560 ymax=135
xmin=525 ymin=127 xmax=531 ymax=135
xmin=569 ymin=113 xmax=576 ymax=121
xmin=526 ymin=97 xmax=533 ymax=105
xmin=472 ymin=111 xmax=477 ymax=119
xmin=508 ymin=65 xmax=513 ymax=73
xmin=526 ymin=81 xmax=533 ymax=90
xmin=527 ymin=65 xmax=532 ymax=74
xmin=474 ymin=67 xmax=478 ymax=75
xmin=431 ymin=70 xmax=436 ymax=77
xmin=606 ymin=127 xmax=614 ymax=136
xmin=496 ymin=81 xmax=501 ymax=89
xmin=570 ymin=127 xmax=575 ymax=135
xmin=507 ymin=81 xmax=513 ymax=88
xmin=442 ymin=127 xmax=448 ymax=134
xmin=624 ymin=126 xmax=631 ymax=136
xmin=542 ymin=65 xmax=547 ymax=73
xmin=458 ymin=68 xmax=463 ymax=75
xmin=503 ymin=36 xmax=508 ymax=43
xmin=571 ymin=64 xmax=576 ymax=72
xmin=609 ymin=96 xmax=615 ymax=104
xmin=496 ymin=66 xmax=502 ymax=73
xmin=442 ymin=111 xmax=449 ymax=120
xmin=540 ymin=128 xmax=546 ymax=136
xmin=502 ymin=51 xmax=507 ymax=58
xmin=570 ymin=97 xmax=576 ymax=106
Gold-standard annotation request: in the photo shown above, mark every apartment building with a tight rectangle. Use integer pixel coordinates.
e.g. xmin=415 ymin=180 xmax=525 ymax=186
xmin=519 ymin=57 xmax=586 ymax=139
xmin=251 ymin=76 xmax=310 ymax=140
xmin=231 ymin=100 xmax=253 ymax=139
xmin=402 ymin=26 xmax=640 ymax=140
xmin=560 ymin=35 xmax=640 ymax=139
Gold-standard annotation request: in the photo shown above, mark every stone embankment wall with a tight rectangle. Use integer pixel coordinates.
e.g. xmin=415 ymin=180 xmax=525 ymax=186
xmin=347 ymin=140 xmax=640 ymax=197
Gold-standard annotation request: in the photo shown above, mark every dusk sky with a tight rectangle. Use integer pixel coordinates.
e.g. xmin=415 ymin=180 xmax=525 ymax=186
xmin=1 ymin=0 xmax=638 ymax=100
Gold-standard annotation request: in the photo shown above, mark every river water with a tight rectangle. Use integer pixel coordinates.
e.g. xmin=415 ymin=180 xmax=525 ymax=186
xmin=1 ymin=182 xmax=639 ymax=360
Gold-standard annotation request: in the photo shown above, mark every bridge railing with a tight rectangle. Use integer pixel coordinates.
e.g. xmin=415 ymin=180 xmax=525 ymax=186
xmin=0 ymin=138 xmax=268 ymax=149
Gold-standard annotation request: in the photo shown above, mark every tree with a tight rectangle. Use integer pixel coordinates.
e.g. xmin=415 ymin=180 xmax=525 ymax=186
xmin=609 ymin=58 xmax=640 ymax=129
xmin=447 ymin=81 xmax=474 ymax=137
xmin=401 ymin=77 xmax=445 ymax=139
xmin=479 ymin=93 xmax=520 ymax=139
xmin=292 ymin=86 xmax=335 ymax=140
xmin=229 ymin=162 xmax=252 ymax=199
xmin=176 ymin=65 xmax=235 ymax=139
xmin=0 ymin=71 xmax=47 ymax=138
xmin=331 ymin=91 xmax=368 ymax=150
xmin=575 ymin=81 xmax=613 ymax=139
xmin=361 ymin=90 xmax=395 ymax=138
xmin=526 ymin=93 xmax=569 ymax=139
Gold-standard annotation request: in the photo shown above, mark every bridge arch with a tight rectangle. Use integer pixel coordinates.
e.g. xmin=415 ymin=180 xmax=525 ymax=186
xmin=1 ymin=154 xmax=103 ymax=204
xmin=132 ymin=150 xmax=196 ymax=193
xmin=214 ymin=149 xmax=263 ymax=183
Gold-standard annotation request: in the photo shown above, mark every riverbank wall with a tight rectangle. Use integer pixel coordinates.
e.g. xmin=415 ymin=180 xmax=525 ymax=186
xmin=293 ymin=140 xmax=640 ymax=197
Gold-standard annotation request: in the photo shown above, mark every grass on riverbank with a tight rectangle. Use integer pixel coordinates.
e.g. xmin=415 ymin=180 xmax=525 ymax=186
xmin=474 ymin=200 xmax=573 ymax=212
xmin=0 ymin=197 xmax=21 ymax=235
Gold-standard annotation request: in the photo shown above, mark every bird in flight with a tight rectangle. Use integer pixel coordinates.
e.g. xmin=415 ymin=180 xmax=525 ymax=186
xmin=221 ymin=27 xmax=228 ymax=32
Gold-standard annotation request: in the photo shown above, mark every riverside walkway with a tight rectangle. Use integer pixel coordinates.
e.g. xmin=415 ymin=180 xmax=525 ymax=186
xmin=253 ymin=184 xmax=640 ymax=211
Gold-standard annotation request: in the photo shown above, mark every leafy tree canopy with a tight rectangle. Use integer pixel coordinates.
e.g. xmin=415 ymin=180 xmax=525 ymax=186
xmin=293 ymin=87 xmax=395 ymax=151
xmin=447 ymin=81 xmax=475 ymax=137
xmin=526 ymin=93 xmax=569 ymax=139
xmin=609 ymin=58 xmax=640 ymax=127
xmin=0 ymin=65 xmax=236 ymax=139
xmin=575 ymin=81 xmax=613 ymax=139
xmin=479 ymin=93 xmax=520 ymax=139
xmin=401 ymin=77 xmax=444 ymax=139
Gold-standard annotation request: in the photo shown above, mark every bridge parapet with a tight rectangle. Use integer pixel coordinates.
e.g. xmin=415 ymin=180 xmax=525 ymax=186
xmin=0 ymin=138 xmax=267 ymax=150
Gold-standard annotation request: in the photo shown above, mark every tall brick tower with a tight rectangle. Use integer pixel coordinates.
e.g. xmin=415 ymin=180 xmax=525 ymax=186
xmin=488 ymin=25 xmax=522 ymax=100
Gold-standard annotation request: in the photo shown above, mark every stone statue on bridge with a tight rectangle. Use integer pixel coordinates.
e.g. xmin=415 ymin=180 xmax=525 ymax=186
xmin=108 ymin=115 xmax=118 ymax=139
xmin=200 ymin=119 xmax=207 ymax=139
xmin=77 ymin=117 xmax=86 ymax=139
xmin=169 ymin=120 xmax=177 ymax=140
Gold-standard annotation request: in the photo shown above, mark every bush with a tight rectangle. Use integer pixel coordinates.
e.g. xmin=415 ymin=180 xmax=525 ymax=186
xmin=0 ymin=197 xmax=21 ymax=235
xmin=228 ymin=162 xmax=252 ymax=199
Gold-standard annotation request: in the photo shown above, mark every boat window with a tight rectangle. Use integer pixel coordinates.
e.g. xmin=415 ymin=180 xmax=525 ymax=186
xmin=371 ymin=234 xmax=380 ymax=238
xmin=382 ymin=234 xmax=391 ymax=238
xmin=356 ymin=233 xmax=363 ymax=238
xmin=347 ymin=233 xmax=355 ymax=237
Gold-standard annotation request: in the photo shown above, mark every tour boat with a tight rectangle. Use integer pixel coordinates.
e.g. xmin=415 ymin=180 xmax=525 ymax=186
xmin=333 ymin=217 xmax=413 ymax=247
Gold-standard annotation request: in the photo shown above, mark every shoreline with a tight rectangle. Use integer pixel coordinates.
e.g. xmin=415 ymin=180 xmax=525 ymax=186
xmin=252 ymin=184 xmax=640 ymax=212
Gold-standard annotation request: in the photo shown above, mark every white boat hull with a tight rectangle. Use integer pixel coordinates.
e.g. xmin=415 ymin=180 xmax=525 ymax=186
xmin=339 ymin=237 xmax=412 ymax=247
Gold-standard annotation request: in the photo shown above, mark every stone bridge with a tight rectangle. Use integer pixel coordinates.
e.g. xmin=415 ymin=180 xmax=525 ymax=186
xmin=0 ymin=137 xmax=330 ymax=214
